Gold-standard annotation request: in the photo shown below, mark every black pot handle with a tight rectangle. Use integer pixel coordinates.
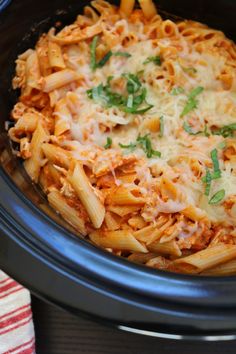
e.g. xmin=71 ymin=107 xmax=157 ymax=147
xmin=0 ymin=0 xmax=11 ymax=12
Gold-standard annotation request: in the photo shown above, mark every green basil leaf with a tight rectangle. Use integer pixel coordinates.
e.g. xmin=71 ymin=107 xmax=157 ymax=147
xmin=188 ymin=86 xmax=204 ymax=100
xmin=182 ymin=66 xmax=197 ymax=74
xmin=181 ymin=98 xmax=198 ymax=117
xmin=113 ymin=51 xmax=131 ymax=57
xmin=210 ymin=148 xmax=221 ymax=178
xmin=127 ymin=94 xmax=134 ymax=108
xmin=124 ymin=104 xmax=153 ymax=114
xmin=159 ymin=116 xmax=164 ymax=137
xmin=96 ymin=50 xmax=113 ymax=68
xmin=212 ymin=123 xmax=236 ymax=138
xmin=171 ymin=87 xmax=185 ymax=95
xmin=209 ymin=189 xmax=225 ymax=205
xmin=104 ymin=137 xmax=112 ymax=149
xmin=119 ymin=142 xmax=137 ymax=151
xmin=204 ymin=168 xmax=212 ymax=196
xmin=132 ymin=87 xmax=147 ymax=106
xmin=90 ymin=36 xmax=99 ymax=71
xmin=143 ymin=55 xmax=161 ymax=66
xmin=218 ymin=141 xmax=226 ymax=150
xmin=203 ymin=124 xmax=210 ymax=137
xmin=136 ymin=134 xmax=161 ymax=158
xmin=123 ymin=73 xmax=142 ymax=94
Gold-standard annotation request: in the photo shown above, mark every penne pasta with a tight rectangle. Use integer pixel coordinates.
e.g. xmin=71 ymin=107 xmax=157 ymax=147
xmin=48 ymin=41 xmax=66 ymax=69
xmin=41 ymin=143 xmax=71 ymax=169
xmin=107 ymin=205 xmax=141 ymax=217
xmin=68 ymin=162 xmax=105 ymax=228
xmin=107 ymin=186 xmax=145 ymax=205
xmin=201 ymin=259 xmax=236 ymax=276
xmin=120 ymin=0 xmax=135 ymax=17
xmin=24 ymin=122 xmax=49 ymax=182
xmin=42 ymin=69 xmax=82 ymax=92
xmin=174 ymin=244 xmax=236 ymax=273
xmin=48 ymin=190 xmax=87 ymax=235
xmin=9 ymin=0 xmax=236 ymax=275
xmin=89 ymin=230 xmax=148 ymax=253
xmin=25 ymin=51 xmax=41 ymax=91
xmin=147 ymin=240 xmax=182 ymax=257
xmin=138 ymin=0 xmax=157 ymax=19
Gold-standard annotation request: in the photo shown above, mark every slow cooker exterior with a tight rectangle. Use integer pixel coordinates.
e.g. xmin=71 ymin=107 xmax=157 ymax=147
xmin=1 ymin=0 xmax=236 ymax=340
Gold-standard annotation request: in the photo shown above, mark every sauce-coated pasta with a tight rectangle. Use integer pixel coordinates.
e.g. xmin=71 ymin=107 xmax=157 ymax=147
xmin=9 ymin=0 xmax=236 ymax=275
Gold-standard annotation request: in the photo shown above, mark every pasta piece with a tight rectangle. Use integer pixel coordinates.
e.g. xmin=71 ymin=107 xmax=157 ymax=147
xmin=68 ymin=162 xmax=105 ymax=228
xmin=120 ymin=0 xmax=135 ymax=17
xmin=48 ymin=41 xmax=66 ymax=69
xmin=24 ymin=51 xmax=41 ymax=94
xmin=174 ymin=244 xmax=236 ymax=273
xmin=41 ymin=143 xmax=71 ymax=169
xmin=182 ymin=205 xmax=207 ymax=222
xmin=201 ymin=259 xmax=236 ymax=276
xmin=8 ymin=112 xmax=39 ymax=142
xmin=24 ymin=122 xmax=49 ymax=182
xmin=161 ymin=20 xmax=179 ymax=37
xmin=105 ymin=211 xmax=121 ymax=231
xmin=133 ymin=225 xmax=156 ymax=242
xmin=84 ymin=6 xmax=99 ymax=23
xmin=42 ymin=69 xmax=81 ymax=92
xmin=138 ymin=0 xmax=157 ymax=19
xmin=148 ymin=240 xmax=182 ymax=257
xmin=48 ymin=22 xmax=102 ymax=45
xmin=54 ymin=98 xmax=71 ymax=136
xmin=107 ymin=205 xmax=141 ymax=217
xmin=48 ymin=190 xmax=87 ymax=235
xmin=128 ymin=252 xmax=158 ymax=264
xmin=107 ymin=186 xmax=145 ymax=205
xmin=36 ymin=36 xmax=52 ymax=77
xmin=89 ymin=230 xmax=148 ymax=253
xmin=128 ymin=215 xmax=147 ymax=229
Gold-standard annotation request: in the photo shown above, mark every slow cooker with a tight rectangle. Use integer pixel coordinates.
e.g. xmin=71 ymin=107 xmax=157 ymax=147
xmin=1 ymin=0 xmax=236 ymax=341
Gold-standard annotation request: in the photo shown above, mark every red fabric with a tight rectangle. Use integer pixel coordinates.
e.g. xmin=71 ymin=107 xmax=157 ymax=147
xmin=0 ymin=271 xmax=35 ymax=354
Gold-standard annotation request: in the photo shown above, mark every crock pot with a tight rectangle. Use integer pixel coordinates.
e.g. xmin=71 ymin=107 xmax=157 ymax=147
xmin=1 ymin=0 xmax=236 ymax=341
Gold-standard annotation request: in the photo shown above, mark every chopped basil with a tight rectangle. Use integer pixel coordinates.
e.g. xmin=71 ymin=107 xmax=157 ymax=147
xmin=119 ymin=135 xmax=161 ymax=158
xmin=182 ymin=66 xmax=197 ymax=74
xmin=181 ymin=99 xmax=198 ymax=117
xmin=171 ymin=87 xmax=185 ymax=96
xmin=159 ymin=116 xmax=164 ymax=137
xmin=90 ymin=36 xmax=131 ymax=70
xmin=143 ymin=55 xmax=161 ymax=66
xmin=87 ymin=82 xmax=124 ymax=107
xmin=183 ymin=121 xmax=201 ymax=135
xmin=124 ymin=104 xmax=153 ymax=114
xmin=104 ymin=137 xmax=112 ymax=149
xmin=211 ymin=149 xmax=221 ymax=178
xmin=97 ymin=51 xmax=132 ymax=68
xmin=188 ymin=86 xmax=204 ymax=100
xmin=119 ymin=142 xmax=137 ymax=152
xmin=136 ymin=134 xmax=161 ymax=158
xmin=212 ymin=123 xmax=236 ymax=138
xmin=209 ymin=189 xmax=225 ymax=205
xmin=96 ymin=50 xmax=113 ymax=68
xmin=90 ymin=36 xmax=99 ymax=71
xmin=202 ymin=148 xmax=222 ymax=199
xmin=123 ymin=73 xmax=142 ymax=94
xmin=87 ymin=75 xmax=153 ymax=114
xmin=203 ymin=124 xmax=210 ymax=137
xmin=181 ymin=86 xmax=204 ymax=117
xmin=113 ymin=51 xmax=131 ymax=58
xmin=218 ymin=141 xmax=226 ymax=149
xmin=204 ymin=168 xmax=212 ymax=196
